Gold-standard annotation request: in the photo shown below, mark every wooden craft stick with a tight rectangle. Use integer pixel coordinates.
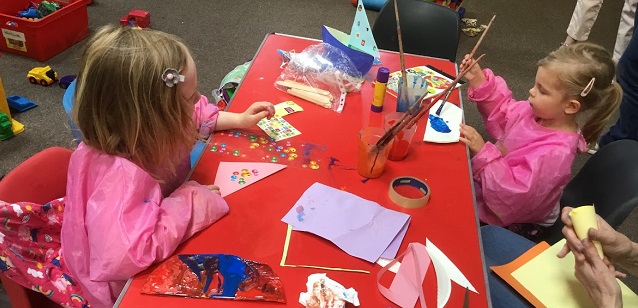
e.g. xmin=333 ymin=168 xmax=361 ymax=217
xmin=276 ymin=80 xmax=332 ymax=97
xmin=287 ymin=88 xmax=333 ymax=109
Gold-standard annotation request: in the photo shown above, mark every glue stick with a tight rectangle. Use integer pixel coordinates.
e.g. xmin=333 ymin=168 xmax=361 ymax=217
xmin=372 ymin=67 xmax=390 ymax=113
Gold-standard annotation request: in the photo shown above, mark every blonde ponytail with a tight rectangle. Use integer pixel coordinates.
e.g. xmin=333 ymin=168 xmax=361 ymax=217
xmin=582 ymin=82 xmax=622 ymax=144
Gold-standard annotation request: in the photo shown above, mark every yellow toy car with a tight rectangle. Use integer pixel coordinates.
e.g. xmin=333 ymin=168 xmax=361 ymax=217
xmin=27 ymin=66 xmax=58 ymax=86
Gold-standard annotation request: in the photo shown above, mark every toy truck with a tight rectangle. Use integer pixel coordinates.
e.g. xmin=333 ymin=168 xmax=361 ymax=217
xmin=27 ymin=66 xmax=58 ymax=86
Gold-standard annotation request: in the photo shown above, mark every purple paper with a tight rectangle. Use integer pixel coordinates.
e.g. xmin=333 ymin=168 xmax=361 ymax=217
xmin=282 ymin=182 xmax=411 ymax=263
xmin=380 ymin=219 xmax=410 ymax=259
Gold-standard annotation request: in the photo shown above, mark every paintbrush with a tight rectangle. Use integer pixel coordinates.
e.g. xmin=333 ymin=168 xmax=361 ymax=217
xmin=404 ymin=54 xmax=485 ymax=129
xmin=393 ymin=0 xmax=412 ymax=114
xmin=368 ymin=0 xmax=408 ymax=174
xmin=374 ymin=53 xmax=485 ymax=152
xmin=435 ymin=14 xmax=495 ymax=116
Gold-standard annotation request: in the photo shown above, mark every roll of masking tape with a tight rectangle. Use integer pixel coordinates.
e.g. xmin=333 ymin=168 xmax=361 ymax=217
xmin=388 ymin=177 xmax=430 ymax=208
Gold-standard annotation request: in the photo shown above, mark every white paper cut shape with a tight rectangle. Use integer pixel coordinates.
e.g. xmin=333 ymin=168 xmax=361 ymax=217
xmin=376 ymin=257 xmax=401 ymax=274
xmin=425 ymin=238 xmax=477 ymax=308
xmin=348 ymin=0 xmax=380 ymax=60
xmin=213 ymin=162 xmax=287 ymax=197
xmin=424 ymin=100 xmax=463 ymax=143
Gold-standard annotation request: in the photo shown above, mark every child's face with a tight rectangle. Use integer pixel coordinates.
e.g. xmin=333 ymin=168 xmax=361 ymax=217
xmin=528 ymin=66 xmax=573 ymax=120
xmin=179 ymin=53 xmax=201 ymax=105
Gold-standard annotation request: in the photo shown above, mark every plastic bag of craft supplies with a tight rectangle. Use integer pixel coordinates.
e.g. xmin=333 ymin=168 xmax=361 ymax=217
xmin=275 ymin=43 xmax=364 ymax=113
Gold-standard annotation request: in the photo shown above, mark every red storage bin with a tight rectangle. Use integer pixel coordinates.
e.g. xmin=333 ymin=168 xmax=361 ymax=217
xmin=0 ymin=0 xmax=89 ymax=62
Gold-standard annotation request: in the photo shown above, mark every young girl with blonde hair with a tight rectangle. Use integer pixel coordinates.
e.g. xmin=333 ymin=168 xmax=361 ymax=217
xmin=459 ymin=42 xmax=621 ymax=239
xmin=0 ymin=24 xmax=274 ymax=307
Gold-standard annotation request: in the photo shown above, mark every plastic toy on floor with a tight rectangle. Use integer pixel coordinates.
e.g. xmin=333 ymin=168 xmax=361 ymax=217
xmin=120 ymin=10 xmax=151 ymax=28
xmin=0 ymin=76 xmax=25 ymax=138
xmin=6 ymin=95 xmax=38 ymax=113
xmin=0 ymin=111 xmax=13 ymax=140
xmin=27 ymin=66 xmax=57 ymax=86
xmin=58 ymin=75 xmax=77 ymax=89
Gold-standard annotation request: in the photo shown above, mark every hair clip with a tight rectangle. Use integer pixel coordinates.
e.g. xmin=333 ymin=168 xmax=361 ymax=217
xmin=580 ymin=77 xmax=595 ymax=97
xmin=161 ymin=68 xmax=185 ymax=87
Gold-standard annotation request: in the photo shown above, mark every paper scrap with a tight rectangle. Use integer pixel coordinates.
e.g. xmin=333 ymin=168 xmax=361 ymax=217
xmin=376 ymin=257 xmax=401 ymax=274
xmin=299 ymin=273 xmax=360 ymax=308
xmin=274 ymin=100 xmax=304 ymax=118
xmin=377 ymin=243 xmax=430 ymax=308
xmin=281 ymin=183 xmax=411 ymax=263
xmin=257 ymin=116 xmax=301 ymax=141
xmin=213 ymin=162 xmax=286 ymax=197
xmin=425 ymin=238 xmax=477 ymax=308
xmin=510 ymin=239 xmax=638 ymax=308
xmin=424 ymin=101 xmax=462 ymax=143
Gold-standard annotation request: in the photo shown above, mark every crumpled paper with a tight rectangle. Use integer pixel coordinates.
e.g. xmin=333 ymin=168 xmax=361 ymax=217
xmin=299 ymin=273 xmax=360 ymax=308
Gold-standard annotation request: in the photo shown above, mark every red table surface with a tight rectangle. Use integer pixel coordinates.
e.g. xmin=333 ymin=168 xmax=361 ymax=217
xmin=117 ymin=33 xmax=489 ymax=308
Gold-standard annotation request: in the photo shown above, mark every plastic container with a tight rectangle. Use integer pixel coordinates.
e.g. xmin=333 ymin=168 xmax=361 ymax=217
xmin=357 ymin=127 xmax=393 ymax=178
xmin=385 ymin=112 xmax=417 ymax=161
xmin=0 ymin=0 xmax=89 ymax=62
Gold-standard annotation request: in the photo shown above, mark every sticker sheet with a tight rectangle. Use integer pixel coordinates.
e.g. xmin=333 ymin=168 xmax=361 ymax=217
xmin=257 ymin=116 xmax=301 ymax=141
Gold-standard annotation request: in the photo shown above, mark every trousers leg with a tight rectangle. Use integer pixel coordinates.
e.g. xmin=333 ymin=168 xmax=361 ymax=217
xmin=480 ymin=225 xmax=535 ymax=308
xmin=567 ymin=0 xmax=604 ymax=41
xmin=600 ymin=14 xmax=638 ymax=146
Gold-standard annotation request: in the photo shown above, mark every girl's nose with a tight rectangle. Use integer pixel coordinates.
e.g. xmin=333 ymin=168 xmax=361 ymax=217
xmin=528 ymin=88 xmax=535 ymax=97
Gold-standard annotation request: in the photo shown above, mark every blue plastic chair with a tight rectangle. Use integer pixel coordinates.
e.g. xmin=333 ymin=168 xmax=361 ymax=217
xmin=62 ymin=80 xmax=205 ymax=168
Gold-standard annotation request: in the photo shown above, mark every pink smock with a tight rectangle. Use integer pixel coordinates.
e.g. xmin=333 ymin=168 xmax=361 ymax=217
xmin=61 ymin=95 xmax=229 ymax=307
xmin=468 ymin=69 xmax=586 ymax=227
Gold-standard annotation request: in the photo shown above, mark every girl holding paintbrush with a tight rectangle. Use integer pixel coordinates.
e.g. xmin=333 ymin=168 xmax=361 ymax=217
xmin=459 ymin=42 xmax=621 ymax=240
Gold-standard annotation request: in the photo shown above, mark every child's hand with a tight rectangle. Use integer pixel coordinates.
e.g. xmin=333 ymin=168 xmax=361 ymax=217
xmin=460 ymin=54 xmax=486 ymax=89
xmin=459 ymin=124 xmax=485 ymax=156
xmin=240 ymin=101 xmax=275 ymax=128
xmin=206 ymin=185 xmax=221 ymax=195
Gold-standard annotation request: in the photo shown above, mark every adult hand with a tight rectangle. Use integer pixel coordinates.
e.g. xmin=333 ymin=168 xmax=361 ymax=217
xmin=557 ymin=207 xmax=633 ymax=268
xmin=459 ymin=54 xmax=486 ymax=89
xmin=459 ymin=124 xmax=485 ymax=156
xmin=573 ymin=239 xmax=623 ymax=308
xmin=241 ymin=101 xmax=275 ymax=127
xmin=206 ymin=185 xmax=221 ymax=195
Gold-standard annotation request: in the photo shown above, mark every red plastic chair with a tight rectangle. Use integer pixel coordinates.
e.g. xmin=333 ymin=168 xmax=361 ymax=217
xmin=0 ymin=146 xmax=72 ymax=308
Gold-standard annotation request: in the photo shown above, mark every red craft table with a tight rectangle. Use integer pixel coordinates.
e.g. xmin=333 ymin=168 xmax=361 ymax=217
xmin=116 ymin=33 xmax=489 ymax=308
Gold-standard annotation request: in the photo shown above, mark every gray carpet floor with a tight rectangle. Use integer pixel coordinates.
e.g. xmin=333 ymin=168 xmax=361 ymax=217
xmin=0 ymin=0 xmax=636 ymax=305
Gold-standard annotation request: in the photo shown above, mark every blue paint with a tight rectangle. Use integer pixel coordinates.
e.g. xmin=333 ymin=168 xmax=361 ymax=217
xmin=180 ymin=254 xmax=247 ymax=298
xmin=328 ymin=157 xmax=355 ymax=171
xmin=428 ymin=115 xmax=452 ymax=133
xmin=297 ymin=212 xmax=305 ymax=222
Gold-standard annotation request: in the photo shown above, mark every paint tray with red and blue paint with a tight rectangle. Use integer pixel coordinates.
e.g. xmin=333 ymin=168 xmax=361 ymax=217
xmin=141 ymin=254 xmax=286 ymax=303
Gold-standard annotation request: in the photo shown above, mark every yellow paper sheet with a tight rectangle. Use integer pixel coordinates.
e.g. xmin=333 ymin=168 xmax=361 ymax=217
xmin=511 ymin=239 xmax=638 ymax=308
